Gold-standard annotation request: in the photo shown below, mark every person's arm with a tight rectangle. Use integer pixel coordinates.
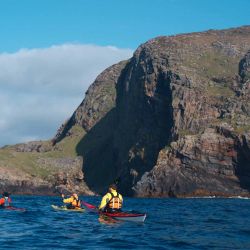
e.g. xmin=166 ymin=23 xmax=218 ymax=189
xmin=99 ymin=193 xmax=110 ymax=210
xmin=63 ymin=197 xmax=73 ymax=204
xmin=118 ymin=194 xmax=123 ymax=207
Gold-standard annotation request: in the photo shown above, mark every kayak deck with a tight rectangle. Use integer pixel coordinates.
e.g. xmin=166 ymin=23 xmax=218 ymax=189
xmin=100 ymin=211 xmax=146 ymax=222
xmin=51 ymin=205 xmax=85 ymax=212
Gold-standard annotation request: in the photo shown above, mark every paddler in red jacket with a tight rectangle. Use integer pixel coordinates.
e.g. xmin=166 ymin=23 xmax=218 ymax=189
xmin=0 ymin=192 xmax=12 ymax=207
xmin=99 ymin=184 xmax=123 ymax=212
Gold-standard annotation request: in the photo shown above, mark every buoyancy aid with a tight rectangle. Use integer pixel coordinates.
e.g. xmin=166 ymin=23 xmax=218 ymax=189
xmin=63 ymin=195 xmax=81 ymax=208
xmin=107 ymin=192 xmax=122 ymax=210
xmin=71 ymin=196 xmax=81 ymax=208
xmin=0 ymin=197 xmax=11 ymax=207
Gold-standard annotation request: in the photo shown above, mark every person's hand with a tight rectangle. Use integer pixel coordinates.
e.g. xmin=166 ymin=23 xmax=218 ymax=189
xmin=61 ymin=194 xmax=65 ymax=198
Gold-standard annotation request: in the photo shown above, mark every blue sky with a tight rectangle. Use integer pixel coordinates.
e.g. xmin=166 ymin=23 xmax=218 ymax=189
xmin=1 ymin=0 xmax=250 ymax=52
xmin=0 ymin=0 xmax=250 ymax=147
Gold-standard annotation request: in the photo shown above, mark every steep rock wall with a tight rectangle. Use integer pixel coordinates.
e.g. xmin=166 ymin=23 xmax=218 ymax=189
xmin=75 ymin=26 xmax=250 ymax=196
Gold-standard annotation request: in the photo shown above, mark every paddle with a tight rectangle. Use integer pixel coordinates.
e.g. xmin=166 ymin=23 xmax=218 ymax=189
xmin=61 ymin=193 xmax=65 ymax=201
xmin=81 ymin=200 xmax=97 ymax=210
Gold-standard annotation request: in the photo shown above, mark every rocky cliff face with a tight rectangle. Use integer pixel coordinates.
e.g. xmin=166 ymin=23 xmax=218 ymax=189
xmin=52 ymin=60 xmax=128 ymax=143
xmin=131 ymin=28 xmax=250 ymax=197
xmin=135 ymin=127 xmax=250 ymax=197
xmin=132 ymin=28 xmax=250 ymax=197
xmin=0 ymin=159 xmax=92 ymax=195
xmin=55 ymin=26 xmax=250 ymax=197
xmin=1 ymin=26 xmax=250 ymax=197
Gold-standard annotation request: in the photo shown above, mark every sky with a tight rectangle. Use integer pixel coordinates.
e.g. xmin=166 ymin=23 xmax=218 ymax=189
xmin=0 ymin=0 xmax=250 ymax=147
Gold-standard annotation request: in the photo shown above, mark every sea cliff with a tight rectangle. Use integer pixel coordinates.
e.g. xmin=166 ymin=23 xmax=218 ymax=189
xmin=1 ymin=26 xmax=250 ymax=197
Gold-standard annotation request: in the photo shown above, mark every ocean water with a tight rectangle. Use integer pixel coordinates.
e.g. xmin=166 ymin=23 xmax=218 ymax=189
xmin=0 ymin=196 xmax=250 ymax=249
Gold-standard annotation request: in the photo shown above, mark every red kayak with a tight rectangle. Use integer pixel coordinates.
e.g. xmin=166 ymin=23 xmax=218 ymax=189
xmin=1 ymin=206 xmax=26 ymax=212
xmin=82 ymin=200 xmax=146 ymax=222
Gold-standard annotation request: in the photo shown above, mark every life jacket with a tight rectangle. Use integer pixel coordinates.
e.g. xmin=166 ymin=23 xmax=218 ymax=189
xmin=71 ymin=197 xmax=81 ymax=208
xmin=0 ymin=197 xmax=10 ymax=207
xmin=107 ymin=192 xmax=122 ymax=210
xmin=0 ymin=198 xmax=5 ymax=207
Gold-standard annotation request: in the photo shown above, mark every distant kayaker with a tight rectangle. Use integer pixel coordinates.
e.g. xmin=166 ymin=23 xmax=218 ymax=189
xmin=99 ymin=184 xmax=123 ymax=212
xmin=0 ymin=192 xmax=12 ymax=208
xmin=61 ymin=193 xmax=81 ymax=209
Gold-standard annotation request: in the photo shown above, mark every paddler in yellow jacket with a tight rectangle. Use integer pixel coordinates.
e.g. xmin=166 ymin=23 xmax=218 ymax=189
xmin=99 ymin=184 xmax=123 ymax=212
xmin=61 ymin=193 xmax=81 ymax=209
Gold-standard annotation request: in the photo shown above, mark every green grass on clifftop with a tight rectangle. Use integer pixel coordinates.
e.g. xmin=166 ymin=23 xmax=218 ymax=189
xmin=0 ymin=125 xmax=86 ymax=179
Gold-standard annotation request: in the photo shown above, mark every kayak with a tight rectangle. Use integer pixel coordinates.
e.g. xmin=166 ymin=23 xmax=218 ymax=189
xmin=81 ymin=200 xmax=146 ymax=222
xmin=100 ymin=211 xmax=146 ymax=222
xmin=1 ymin=206 xmax=26 ymax=212
xmin=51 ymin=205 xmax=85 ymax=212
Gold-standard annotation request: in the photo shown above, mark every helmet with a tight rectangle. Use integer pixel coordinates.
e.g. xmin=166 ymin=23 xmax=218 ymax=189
xmin=109 ymin=184 xmax=117 ymax=190
xmin=2 ymin=192 xmax=9 ymax=197
xmin=72 ymin=193 xmax=78 ymax=198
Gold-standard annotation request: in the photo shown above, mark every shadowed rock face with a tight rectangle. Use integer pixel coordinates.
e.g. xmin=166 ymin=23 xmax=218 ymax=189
xmin=52 ymin=26 xmax=250 ymax=197
xmin=112 ymin=47 xmax=174 ymax=195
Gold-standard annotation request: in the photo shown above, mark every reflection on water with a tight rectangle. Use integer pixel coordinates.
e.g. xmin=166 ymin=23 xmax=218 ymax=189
xmin=98 ymin=214 xmax=121 ymax=225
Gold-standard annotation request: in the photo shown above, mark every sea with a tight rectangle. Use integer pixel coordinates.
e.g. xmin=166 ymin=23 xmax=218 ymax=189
xmin=0 ymin=195 xmax=250 ymax=249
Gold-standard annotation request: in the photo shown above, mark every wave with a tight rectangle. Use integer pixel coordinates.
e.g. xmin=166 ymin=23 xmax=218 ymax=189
xmin=184 ymin=196 xmax=250 ymax=199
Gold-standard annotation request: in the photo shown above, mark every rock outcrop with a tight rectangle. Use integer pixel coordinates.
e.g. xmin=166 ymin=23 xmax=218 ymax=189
xmin=1 ymin=26 xmax=250 ymax=197
xmin=135 ymin=127 xmax=250 ymax=197
xmin=0 ymin=150 xmax=93 ymax=195
xmin=0 ymin=131 xmax=94 ymax=195
xmin=52 ymin=60 xmax=128 ymax=144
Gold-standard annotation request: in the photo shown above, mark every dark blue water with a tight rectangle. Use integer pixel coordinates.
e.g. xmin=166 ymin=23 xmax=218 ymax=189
xmin=0 ymin=196 xmax=250 ymax=249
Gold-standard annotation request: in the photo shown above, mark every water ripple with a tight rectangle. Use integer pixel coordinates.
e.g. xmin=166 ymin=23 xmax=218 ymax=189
xmin=1 ymin=196 xmax=250 ymax=249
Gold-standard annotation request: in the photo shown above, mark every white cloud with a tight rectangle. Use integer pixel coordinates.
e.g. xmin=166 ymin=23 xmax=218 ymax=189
xmin=0 ymin=44 xmax=133 ymax=147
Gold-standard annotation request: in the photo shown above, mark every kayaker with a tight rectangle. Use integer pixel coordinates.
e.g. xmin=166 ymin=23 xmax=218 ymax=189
xmin=61 ymin=193 xmax=81 ymax=209
xmin=99 ymin=184 xmax=123 ymax=212
xmin=0 ymin=192 xmax=12 ymax=208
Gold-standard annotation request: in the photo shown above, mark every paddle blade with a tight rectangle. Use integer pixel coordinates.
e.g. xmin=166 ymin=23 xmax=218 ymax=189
xmin=81 ymin=201 xmax=97 ymax=209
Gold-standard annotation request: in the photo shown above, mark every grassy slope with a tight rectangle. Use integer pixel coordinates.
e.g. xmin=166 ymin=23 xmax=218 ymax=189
xmin=0 ymin=125 xmax=86 ymax=180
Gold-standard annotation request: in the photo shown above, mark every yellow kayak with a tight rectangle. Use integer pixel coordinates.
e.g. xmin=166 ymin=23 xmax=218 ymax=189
xmin=51 ymin=205 xmax=85 ymax=212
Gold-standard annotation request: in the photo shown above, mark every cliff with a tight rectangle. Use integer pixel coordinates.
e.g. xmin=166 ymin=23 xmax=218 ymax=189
xmin=1 ymin=26 xmax=250 ymax=197
xmin=57 ymin=26 xmax=250 ymax=197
